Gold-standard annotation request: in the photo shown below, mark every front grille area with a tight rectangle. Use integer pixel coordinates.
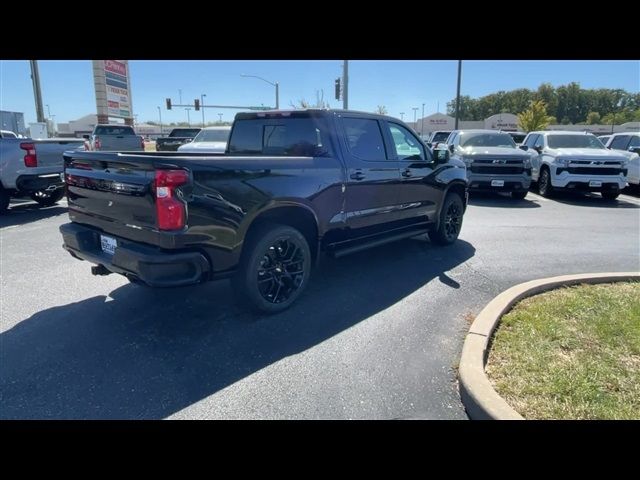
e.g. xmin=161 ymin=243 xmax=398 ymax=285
xmin=560 ymin=167 xmax=625 ymax=175
xmin=470 ymin=166 xmax=525 ymax=174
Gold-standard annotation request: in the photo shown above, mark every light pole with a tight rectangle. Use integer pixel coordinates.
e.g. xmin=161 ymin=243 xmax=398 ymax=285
xmin=201 ymin=94 xmax=206 ymax=127
xmin=157 ymin=106 xmax=163 ymax=135
xmin=46 ymin=104 xmax=51 ymax=119
xmin=400 ymin=112 xmax=405 ymax=121
xmin=455 ymin=60 xmax=462 ymax=130
xmin=421 ymin=103 xmax=425 ymax=136
xmin=218 ymin=113 xmax=223 ymax=124
xmin=412 ymin=107 xmax=418 ymax=127
xmin=240 ymin=74 xmax=279 ymax=109
xmin=185 ymin=108 xmax=191 ymax=126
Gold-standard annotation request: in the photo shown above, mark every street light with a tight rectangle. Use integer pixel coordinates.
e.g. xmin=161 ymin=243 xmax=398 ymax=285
xmin=421 ymin=103 xmax=425 ymax=136
xmin=218 ymin=113 xmax=223 ymax=124
xmin=185 ymin=108 xmax=191 ymax=126
xmin=240 ymin=74 xmax=279 ymax=109
xmin=201 ymin=94 xmax=206 ymax=127
xmin=157 ymin=106 xmax=163 ymax=135
xmin=400 ymin=112 xmax=405 ymax=120
xmin=46 ymin=104 xmax=51 ymax=119
xmin=412 ymin=107 xmax=418 ymax=126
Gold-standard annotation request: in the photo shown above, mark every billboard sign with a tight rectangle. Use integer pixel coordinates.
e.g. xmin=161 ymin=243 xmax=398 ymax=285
xmin=93 ymin=60 xmax=133 ymax=120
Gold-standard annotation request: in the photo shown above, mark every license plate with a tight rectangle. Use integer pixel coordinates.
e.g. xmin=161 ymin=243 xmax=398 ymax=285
xmin=589 ymin=180 xmax=602 ymax=187
xmin=491 ymin=180 xmax=505 ymax=187
xmin=100 ymin=235 xmax=117 ymax=255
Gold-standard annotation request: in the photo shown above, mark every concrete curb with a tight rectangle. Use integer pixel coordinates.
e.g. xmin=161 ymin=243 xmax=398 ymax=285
xmin=458 ymin=272 xmax=640 ymax=420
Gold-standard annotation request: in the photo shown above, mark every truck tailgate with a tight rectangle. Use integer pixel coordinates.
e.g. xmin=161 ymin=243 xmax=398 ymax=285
xmin=65 ymin=153 xmax=158 ymax=232
xmin=35 ymin=139 xmax=85 ymax=168
xmin=97 ymin=135 xmax=142 ymax=151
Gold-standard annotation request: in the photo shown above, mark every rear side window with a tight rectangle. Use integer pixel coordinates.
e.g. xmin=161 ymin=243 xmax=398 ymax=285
xmin=609 ymin=135 xmax=630 ymax=150
xmin=228 ymin=118 xmax=330 ymax=156
xmin=524 ymin=134 xmax=538 ymax=148
xmin=629 ymin=136 xmax=640 ymax=148
xmin=343 ymin=117 xmax=386 ymax=161
xmin=94 ymin=126 xmax=135 ymax=135
xmin=169 ymin=129 xmax=201 ymax=137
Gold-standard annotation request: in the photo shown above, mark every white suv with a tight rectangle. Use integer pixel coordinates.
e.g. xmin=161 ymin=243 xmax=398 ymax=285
xmin=604 ymin=132 xmax=640 ymax=187
xmin=521 ymin=131 xmax=629 ymax=200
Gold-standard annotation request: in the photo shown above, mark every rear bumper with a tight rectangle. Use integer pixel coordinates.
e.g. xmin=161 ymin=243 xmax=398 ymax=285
xmin=16 ymin=173 xmax=64 ymax=193
xmin=60 ymin=222 xmax=210 ymax=287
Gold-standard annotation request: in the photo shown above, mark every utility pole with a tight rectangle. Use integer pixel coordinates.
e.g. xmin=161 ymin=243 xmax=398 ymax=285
xmin=179 ymin=89 xmax=182 ymax=104
xmin=342 ymin=60 xmax=349 ymax=110
xmin=185 ymin=108 xmax=191 ymax=126
xmin=412 ymin=107 xmax=418 ymax=127
xmin=400 ymin=112 xmax=405 ymax=121
xmin=201 ymin=94 xmax=206 ymax=127
xmin=421 ymin=103 xmax=425 ymax=136
xmin=455 ymin=60 xmax=462 ymax=129
xmin=157 ymin=106 xmax=163 ymax=135
xmin=29 ymin=60 xmax=45 ymax=123
xmin=218 ymin=113 xmax=223 ymax=123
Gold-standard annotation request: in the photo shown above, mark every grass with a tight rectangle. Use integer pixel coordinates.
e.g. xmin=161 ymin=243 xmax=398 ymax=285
xmin=485 ymin=282 xmax=640 ymax=419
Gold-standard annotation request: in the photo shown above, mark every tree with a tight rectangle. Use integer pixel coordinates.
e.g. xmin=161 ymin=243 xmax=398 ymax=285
xmin=517 ymin=100 xmax=554 ymax=132
xmin=586 ymin=111 xmax=601 ymax=124
xmin=375 ymin=105 xmax=388 ymax=115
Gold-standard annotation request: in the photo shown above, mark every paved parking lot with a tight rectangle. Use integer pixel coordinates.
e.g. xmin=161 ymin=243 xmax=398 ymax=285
xmin=1 ymin=190 xmax=639 ymax=419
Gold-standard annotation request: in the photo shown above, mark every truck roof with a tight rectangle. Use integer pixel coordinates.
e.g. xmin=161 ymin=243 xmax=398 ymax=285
xmin=234 ymin=109 xmax=408 ymax=123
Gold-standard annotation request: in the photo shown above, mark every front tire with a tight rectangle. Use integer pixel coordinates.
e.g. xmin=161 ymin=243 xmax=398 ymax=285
xmin=511 ymin=190 xmax=528 ymax=200
xmin=601 ymin=190 xmax=620 ymax=200
xmin=429 ymin=192 xmax=464 ymax=246
xmin=31 ymin=188 xmax=64 ymax=207
xmin=233 ymin=223 xmax=311 ymax=314
xmin=538 ymin=168 xmax=553 ymax=198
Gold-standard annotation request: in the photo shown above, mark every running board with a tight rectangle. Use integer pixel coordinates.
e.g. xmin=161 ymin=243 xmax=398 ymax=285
xmin=330 ymin=228 xmax=430 ymax=258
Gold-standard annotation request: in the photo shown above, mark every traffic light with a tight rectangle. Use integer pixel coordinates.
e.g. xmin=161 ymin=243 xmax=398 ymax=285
xmin=166 ymin=98 xmax=172 ymax=110
xmin=194 ymin=99 xmax=200 ymax=111
xmin=335 ymin=78 xmax=341 ymax=100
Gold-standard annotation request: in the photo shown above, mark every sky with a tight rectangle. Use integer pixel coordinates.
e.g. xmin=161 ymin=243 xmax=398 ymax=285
xmin=1 ymin=60 xmax=639 ymax=127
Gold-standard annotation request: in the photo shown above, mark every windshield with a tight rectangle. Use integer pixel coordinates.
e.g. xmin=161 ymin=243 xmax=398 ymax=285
xmin=460 ymin=133 xmax=516 ymax=148
xmin=431 ymin=132 xmax=451 ymax=143
xmin=169 ymin=129 xmax=201 ymax=137
xmin=547 ymin=134 xmax=605 ymax=149
xmin=193 ymin=128 xmax=231 ymax=143
xmin=509 ymin=133 xmax=526 ymax=144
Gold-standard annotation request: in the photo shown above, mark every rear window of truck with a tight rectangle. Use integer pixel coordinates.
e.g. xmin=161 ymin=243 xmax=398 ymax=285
xmin=94 ymin=126 xmax=136 ymax=135
xmin=169 ymin=129 xmax=201 ymax=137
xmin=228 ymin=118 xmax=331 ymax=156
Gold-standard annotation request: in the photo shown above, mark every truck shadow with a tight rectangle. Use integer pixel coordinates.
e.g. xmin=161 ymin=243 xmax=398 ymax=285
xmin=547 ymin=191 xmax=640 ymax=209
xmin=0 ymin=202 xmax=68 ymax=229
xmin=468 ymin=192 xmax=540 ymax=208
xmin=0 ymin=237 xmax=475 ymax=419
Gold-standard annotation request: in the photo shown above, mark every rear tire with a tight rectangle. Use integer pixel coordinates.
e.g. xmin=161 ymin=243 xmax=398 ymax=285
xmin=233 ymin=223 xmax=311 ymax=314
xmin=0 ymin=188 xmax=10 ymax=214
xmin=601 ymin=190 xmax=620 ymax=200
xmin=429 ymin=192 xmax=464 ymax=246
xmin=31 ymin=188 xmax=64 ymax=207
xmin=538 ymin=168 xmax=553 ymax=198
xmin=511 ymin=190 xmax=528 ymax=200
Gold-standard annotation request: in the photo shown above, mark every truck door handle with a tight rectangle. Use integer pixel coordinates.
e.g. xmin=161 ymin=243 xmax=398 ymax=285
xmin=401 ymin=169 xmax=413 ymax=178
xmin=350 ymin=171 xmax=366 ymax=181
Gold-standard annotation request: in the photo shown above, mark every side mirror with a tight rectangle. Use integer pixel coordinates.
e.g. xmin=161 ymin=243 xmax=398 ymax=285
xmin=434 ymin=148 xmax=450 ymax=164
xmin=448 ymin=144 xmax=454 ymax=154
xmin=533 ymin=146 xmax=542 ymax=154
xmin=519 ymin=145 xmax=529 ymax=151
xmin=82 ymin=134 xmax=90 ymax=140
xmin=426 ymin=142 xmax=432 ymax=148
xmin=629 ymin=146 xmax=640 ymax=154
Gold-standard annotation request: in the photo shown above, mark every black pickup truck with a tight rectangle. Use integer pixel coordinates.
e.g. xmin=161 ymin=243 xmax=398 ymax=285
xmin=60 ymin=110 xmax=468 ymax=313
xmin=155 ymin=128 xmax=202 ymax=151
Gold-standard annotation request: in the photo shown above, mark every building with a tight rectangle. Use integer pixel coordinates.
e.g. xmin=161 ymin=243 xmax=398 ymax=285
xmin=58 ymin=114 xmax=186 ymax=139
xmin=1 ymin=110 xmax=27 ymax=136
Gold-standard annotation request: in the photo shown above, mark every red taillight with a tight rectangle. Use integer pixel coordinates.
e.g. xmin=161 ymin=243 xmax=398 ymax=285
xmin=155 ymin=169 xmax=189 ymax=231
xmin=20 ymin=142 xmax=37 ymax=167
xmin=94 ymin=137 xmax=101 ymax=150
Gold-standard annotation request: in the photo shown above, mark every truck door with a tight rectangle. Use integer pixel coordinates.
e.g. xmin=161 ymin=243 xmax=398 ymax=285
xmin=338 ymin=115 xmax=402 ymax=239
xmin=382 ymin=121 xmax=439 ymax=227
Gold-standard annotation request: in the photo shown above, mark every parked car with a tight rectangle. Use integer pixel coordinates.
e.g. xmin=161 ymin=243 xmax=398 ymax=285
xmin=60 ymin=109 xmax=468 ymax=313
xmin=177 ymin=126 xmax=231 ymax=153
xmin=0 ymin=130 xmax=18 ymax=139
xmin=85 ymin=124 xmax=144 ymax=151
xmin=506 ymin=131 xmax=527 ymax=146
xmin=520 ymin=131 xmax=629 ymax=199
xmin=425 ymin=131 xmax=453 ymax=149
xmin=604 ymin=132 xmax=640 ymax=187
xmin=444 ymin=129 xmax=531 ymax=199
xmin=155 ymin=128 xmax=202 ymax=151
xmin=0 ymin=136 xmax=85 ymax=213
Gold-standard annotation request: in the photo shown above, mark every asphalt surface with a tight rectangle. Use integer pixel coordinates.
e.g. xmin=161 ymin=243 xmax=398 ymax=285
xmin=1 ymin=190 xmax=639 ymax=419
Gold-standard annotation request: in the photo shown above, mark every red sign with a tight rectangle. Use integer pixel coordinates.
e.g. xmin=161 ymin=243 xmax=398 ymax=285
xmin=105 ymin=60 xmax=127 ymax=77
xmin=108 ymin=100 xmax=119 ymax=108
